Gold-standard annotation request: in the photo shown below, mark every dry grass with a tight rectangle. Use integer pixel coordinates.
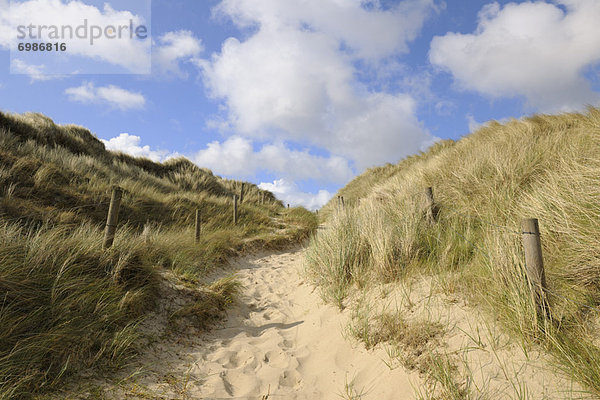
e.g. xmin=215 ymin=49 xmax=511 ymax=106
xmin=168 ymin=275 xmax=243 ymax=331
xmin=0 ymin=111 xmax=317 ymax=399
xmin=306 ymin=107 xmax=600 ymax=396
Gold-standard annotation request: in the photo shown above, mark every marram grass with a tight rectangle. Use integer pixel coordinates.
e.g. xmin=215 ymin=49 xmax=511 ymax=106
xmin=306 ymin=107 xmax=600 ymax=395
xmin=0 ymin=111 xmax=317 ymax=398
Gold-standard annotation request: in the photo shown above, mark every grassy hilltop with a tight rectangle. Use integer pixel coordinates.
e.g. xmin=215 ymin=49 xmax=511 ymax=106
xmin=0 ymin=111 xmax=317 ymax=398
xmin=306 ymin=107 xmax=600 ymax=396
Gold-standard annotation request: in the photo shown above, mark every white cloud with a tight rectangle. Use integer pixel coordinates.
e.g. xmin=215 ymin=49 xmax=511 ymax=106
xmin=193 ymin=136 xmax=354 ymax=184
xmin=434 ymin=100 xmax=455 ymax=116
xmin=154 ymin=30 xmax=203 ymax=77
xmin=259 ymin=179 xmax=331 ymax=210
xmin=102 ymin=133 xmax=177 ymax=162
xmin=199 ymin=0 xmax=438 ymax=171
xmin=215 ymin=0 xmax=438 ymax=60
xmin=430 ymin=0 xmax=600 ymax=112
xmin=65 ymin=82 xmax=97 ymax=103
xmin=65 ymin=82 xmax=146 ymax=110
xmin=2 ymin=0 xmax=150 ymax=73
xmin=466 ymin=114 xmax=483 ymax=132
xmin=333 ymin=92 xmax=429 ymax=168
xmin=95 ymin=85 xmax=146 ymax=110
xmin=10 ymin=59 xmax=57 ymax=82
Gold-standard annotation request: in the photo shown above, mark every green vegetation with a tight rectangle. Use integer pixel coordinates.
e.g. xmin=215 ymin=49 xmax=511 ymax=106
xmin=306 ymin=107 xmax=600 ymax=396
xmin=0 ymin=111 xmax=317 ymax=399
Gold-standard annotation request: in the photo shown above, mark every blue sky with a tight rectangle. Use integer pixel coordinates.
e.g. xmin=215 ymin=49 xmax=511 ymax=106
xmin=1 ymin=0 xmax=599 ymax=209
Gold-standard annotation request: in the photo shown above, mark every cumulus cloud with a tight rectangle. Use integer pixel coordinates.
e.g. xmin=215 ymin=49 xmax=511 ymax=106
xmin=102 ymin=133 xmax=177 ymax=161
xmin=430 ymin=0 xmax=600 ymax=112
xmin=199 ymin=0 xmax=438 ymax=171
xmin=3 ymin=3 xmax=203 ymax=78
xmin=154 ymin=30 xmax=204 ymax=77
xmin=193 ymin=136 xmax=354 ymax=184
xmin=2 ymin=0 xmax=150 ymax=73
xmin=259 ymin=179 xmax=332 ymax=210
xmin=215 ymin=0 xmax=438 ymax=60
xmin=65 ymin=82 xmax=146 ymax=110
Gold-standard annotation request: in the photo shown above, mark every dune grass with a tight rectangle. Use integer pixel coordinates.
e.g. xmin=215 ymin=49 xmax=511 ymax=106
xmin=0 ymin=111 xmax=317 ymax=399
xmin=306 ymin=107 xmax=600 ymax=396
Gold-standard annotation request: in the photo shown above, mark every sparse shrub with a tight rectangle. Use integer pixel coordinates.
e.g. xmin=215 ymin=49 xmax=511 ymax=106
xmin=170 ymin=275 xmax=243 ymax=331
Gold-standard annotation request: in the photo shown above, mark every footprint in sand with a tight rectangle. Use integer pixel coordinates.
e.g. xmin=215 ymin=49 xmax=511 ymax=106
xmin=104 ymin=249 xmax=426 ymax=400
xmin=279 ymin=369 xmax=302 ymax=389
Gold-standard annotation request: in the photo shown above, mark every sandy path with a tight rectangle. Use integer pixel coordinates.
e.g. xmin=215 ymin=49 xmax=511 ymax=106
xmin=69 ymin=247 xmax=587 ymax=399
xmin=67 ymin=248 xmax=419 ymax=399
xmin=180 ymin=249 xmax=420 ymax=399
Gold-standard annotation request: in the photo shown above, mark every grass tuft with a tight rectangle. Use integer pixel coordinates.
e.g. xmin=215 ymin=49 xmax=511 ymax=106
xmin=0 ymin=111 xmax=317 ymax=398
xmin=306 ymin=107 xmax=600 ymax=396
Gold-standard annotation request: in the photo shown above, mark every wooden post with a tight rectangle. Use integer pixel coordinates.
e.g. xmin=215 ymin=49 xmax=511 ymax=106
xmin=425 ymin=187 xmax=438 ymax=223
xmin=240 ymin=183 xmax=245 ymax=204
xmin=195 ymin=209 xmax=201 ymax=243
xmin=233 ymin=195 xmax=238 ymax=225
xmin=340 ymin=196 xmax=345 ymax=209
xmin=521 ymin=218 xmax=549 ymax=316
xmin=142 ymin=219 xmax=151 ymax=245
xmin=261 ymin=192 xmax=265 ymax=205
xmin=103 ymin=186 xmax=122 ymax=249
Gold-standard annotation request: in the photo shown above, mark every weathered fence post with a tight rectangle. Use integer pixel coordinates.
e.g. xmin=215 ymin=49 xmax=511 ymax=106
xmin=103 ymin=186 xmax=122 ymax=249
xmin=261 ymin=192 xmax=265 ymax=205
xmin=233 ymin=195 xmax=238 ymax=225
xmin=195 ymin=209 xmax=201 ymax=243
xmin=142 ymin=219 xmax=151 ymax=245
xmin=240 ymin=183 xmax=245 ymax=204
xmin=521 ymin=218 xmax=549 ymax=317
xmin=425 ymin=187 xmax=438 ymax=223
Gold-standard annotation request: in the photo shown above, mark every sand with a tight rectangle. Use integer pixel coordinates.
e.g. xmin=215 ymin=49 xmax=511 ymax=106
xmin=66 ymin=247 xmax=590 ymax=399
xmin=75 ymin=248 xmax=420 ymax=399
xmin=361 ymin=277 xmax=592 ymax=399
xmin=192 ymin=250 xmax=420 ymax=399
